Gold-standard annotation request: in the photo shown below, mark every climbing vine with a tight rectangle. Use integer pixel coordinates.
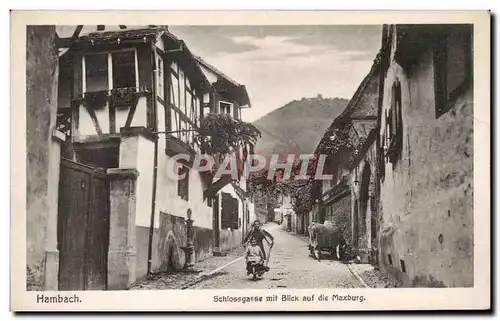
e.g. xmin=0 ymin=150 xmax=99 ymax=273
xmin=247 ymin=156 xmax=323 ymax=214
xmin=195 ymin=113 xmax=261 ymax=159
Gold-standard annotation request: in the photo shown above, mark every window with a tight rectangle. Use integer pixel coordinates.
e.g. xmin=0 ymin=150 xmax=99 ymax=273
xmin=112 ymin=51 xmax=136 ymax=89
xmin=168 ymin=63 xmax=200 ymax=148
xmin=84 ymin=50 xmax=138 ymax=93
xmin=434 ymin=26 xmax=472 ymax=117
xmin=400 ymin=259 xmax=406 ymax=273
xmin=85 ymin=54 xmax=108 ymax=92
xmin=177 ymin=165 xmax=189 ymax=201
xmin=219 ymin=101 xmax=232 ymax=115
xmin=385 ymin=79 xmax=403 ymax=165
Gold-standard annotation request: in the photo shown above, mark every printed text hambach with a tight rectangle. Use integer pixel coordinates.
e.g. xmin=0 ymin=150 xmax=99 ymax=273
xmin=167 ymin=153 xmax=333 ymax=181
xmin=37 ymin=294 xmax=82 ymax=304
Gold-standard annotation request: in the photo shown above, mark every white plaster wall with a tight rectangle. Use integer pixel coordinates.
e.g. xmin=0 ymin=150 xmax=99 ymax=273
xmin=155 ymin=150 xmax=212 ymax=230
xmin=131 ymin=96 xmax=148 ymax=128
xmin=119 ymin=136 xmax=139 ymax=168
xmin=115 ymin=108 xmax=129 ymax=131
xmin=135 ymin=136 xmax=155 ymax=227
xmin=155 ymin=38 xmax=164 ymax=52
xmin=78 ymin=95 xmax=148 ymax=136
xmin=199 ymin=64 xmax=219 ymax=84
xmin=157 ymin=100 xmax=165 ymax=132
xmin=78 ymin=105 xmax=99 ymax=135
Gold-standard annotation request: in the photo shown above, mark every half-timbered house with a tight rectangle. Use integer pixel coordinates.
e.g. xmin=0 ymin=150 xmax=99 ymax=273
xmin=194 ymin=55 xmax=256 ymax=255
xmin=54 ymin=25 xmax=253 ymax=290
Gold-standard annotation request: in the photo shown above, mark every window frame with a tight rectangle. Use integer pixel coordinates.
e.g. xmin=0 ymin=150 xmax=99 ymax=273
xmin=157 ymin=55 xmax=164 ymax=99
xmin=82 ymin=47 xmax=139 ymax=94
xmin=433 ymin=28 xmax=473 ymax=118
xmin=218 ymin=100 xmax=233 ymax=115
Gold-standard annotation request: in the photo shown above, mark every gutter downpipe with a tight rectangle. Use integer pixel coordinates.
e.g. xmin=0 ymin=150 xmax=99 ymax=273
xmin=147 ymin=42 xmax=159 ymax=277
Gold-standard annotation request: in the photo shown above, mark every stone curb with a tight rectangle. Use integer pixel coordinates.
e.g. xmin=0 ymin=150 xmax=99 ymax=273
xmin=176 ymin=255 xmax=245 ymax=290
xmin=346 ymin=264 xmax=371 ymax=288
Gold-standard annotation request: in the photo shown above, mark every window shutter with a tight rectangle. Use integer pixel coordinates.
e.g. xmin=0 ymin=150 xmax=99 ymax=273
xmin=391 ymin=83 xmax=397 ymax=137
xmin=221 ymin=193 xmax=233 ymax=229
xmin=231 ymin=197 xmax=239 ymax=230
xmin=395 ymin=81 xmax=403 ymax=139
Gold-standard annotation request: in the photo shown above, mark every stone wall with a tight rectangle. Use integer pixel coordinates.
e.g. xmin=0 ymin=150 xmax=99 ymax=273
xmin=324 ymin=193 xmax=352 ymax=244
xmin=157 ymin=212 xmax=187 ymax=271
xmin=350 ymin=142 xmax=379 ymax=263
xmin=26 ymin=26 xmax=59 ymax=291
xmin=378 ymin=44 xmax=473 ymax=287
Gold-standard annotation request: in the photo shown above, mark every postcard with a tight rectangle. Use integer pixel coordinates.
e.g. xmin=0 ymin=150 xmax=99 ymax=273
xmin=11 ymin=10 xmax=490 ymax=311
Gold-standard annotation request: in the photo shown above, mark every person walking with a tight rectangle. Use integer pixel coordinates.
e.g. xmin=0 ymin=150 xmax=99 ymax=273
xmin=243 ymin=220 xmax=274 ymax=270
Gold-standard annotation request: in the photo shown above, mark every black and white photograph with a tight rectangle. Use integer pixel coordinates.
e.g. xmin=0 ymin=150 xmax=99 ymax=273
xmin=13 ymin=10 xmax=490 ymax=311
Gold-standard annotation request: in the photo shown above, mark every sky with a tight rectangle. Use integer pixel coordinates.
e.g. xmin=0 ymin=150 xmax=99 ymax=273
xmin=169 ymin=25 xmax=382 ymax=122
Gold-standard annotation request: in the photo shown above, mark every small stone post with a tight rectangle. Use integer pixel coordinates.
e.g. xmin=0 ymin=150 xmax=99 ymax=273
xmin=106 ymin=168 xmax=139 ymax=290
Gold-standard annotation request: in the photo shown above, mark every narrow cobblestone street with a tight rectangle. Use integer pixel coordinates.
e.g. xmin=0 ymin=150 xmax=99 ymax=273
xmin=189 ymin=223 xmax=364 ymax=289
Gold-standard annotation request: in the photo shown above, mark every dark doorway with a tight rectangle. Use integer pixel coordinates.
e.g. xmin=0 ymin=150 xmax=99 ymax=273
xmin=57 ymin=158 xmax=110 ymax=290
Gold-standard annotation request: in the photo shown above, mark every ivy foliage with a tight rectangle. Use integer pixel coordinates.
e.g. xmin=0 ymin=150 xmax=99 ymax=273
xmin=195 ymin=113 xmax=261 ymax=158
xmin=315 ymin=122 xmax=368 ymax=164
xmin=247 ymin=157 xmax=323 ymax=214
xmin=316 ymin=124 xmax=354 ymax=155
xmin=247 ymin=119 xmax=369 ymax=215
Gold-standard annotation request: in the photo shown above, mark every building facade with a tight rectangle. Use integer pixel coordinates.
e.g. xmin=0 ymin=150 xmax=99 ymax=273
xmin=377 ymin=24 xmax=473 ymax=287
xmin=314 ymin=53 xmax=382 ymax=263
xmin=29 ymin=25 xmax=254 ymax=291
xmin=309 ymin=24 xmax=473 ymax=287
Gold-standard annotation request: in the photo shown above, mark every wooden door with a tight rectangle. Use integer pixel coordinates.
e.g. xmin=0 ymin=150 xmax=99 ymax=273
xmin=57 ymin=158 xmax=109 ymax=291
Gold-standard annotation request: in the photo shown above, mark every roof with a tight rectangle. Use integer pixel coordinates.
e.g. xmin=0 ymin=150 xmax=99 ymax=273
xmin=75 ymin=27 xmax=167 ymax=45
xmin=330 ymin=51 xmax=382 ymax=126
xmin=161 ymin=31 xmax=211 ymax=90
xmin=65 ymin=27 xmax=211 ymax=91
xmin=194 ymin=55 xmax=242 ymax=87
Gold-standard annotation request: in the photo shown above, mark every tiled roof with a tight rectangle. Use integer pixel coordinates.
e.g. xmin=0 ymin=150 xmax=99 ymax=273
xmin=76 ymin=27 xmax=166 ymax=44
